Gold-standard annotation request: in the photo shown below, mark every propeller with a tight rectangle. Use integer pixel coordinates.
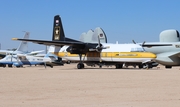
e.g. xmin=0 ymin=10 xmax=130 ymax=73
xmin=132 ymin=40 xmax=146 ymax=46
xmin=132 ymin=40 xmax=136 ymax=44
xmin=89 ymin=35 xmax=110 ymax=63
xmin=89 ymin=35 xmax=109 ymax=52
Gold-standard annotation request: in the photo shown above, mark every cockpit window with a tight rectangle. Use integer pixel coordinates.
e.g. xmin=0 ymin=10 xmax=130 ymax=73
xmin=131 ymin=48 xmax=145 ymax=52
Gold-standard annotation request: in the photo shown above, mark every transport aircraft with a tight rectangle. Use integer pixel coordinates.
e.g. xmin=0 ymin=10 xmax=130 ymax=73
xmin=12 ymin=15 xmax=156 ymax=69
xmin=136 ymin=29 xmax=180 ymax=68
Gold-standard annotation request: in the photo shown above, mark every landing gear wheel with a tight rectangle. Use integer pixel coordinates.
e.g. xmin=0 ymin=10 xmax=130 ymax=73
xmin=77 ymin=63 xmax=84 ymax=69
xmin=165 ymin=66 xmax=172 ymax=69
xmin=8 ymin=64 xmax=12 ymax=67
xmin=138 ymin=64 xmax=143 ymax=69
xmin=115 ymin=64 xmax=122 ymax=69
xmin=3 ymin=64 xmax=6 ymax=68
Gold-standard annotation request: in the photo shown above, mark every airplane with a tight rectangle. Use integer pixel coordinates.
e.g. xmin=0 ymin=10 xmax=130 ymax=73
xmin=0 ymin=32 xmax=29 ymax=56
xmin=0 ymin=53 xmax=54 ymax=68
xmin=0 ymin=32 xmax=29 ymax=67
xmin=0 ymin=32 xmax=46 ymax=67
xmin=12 ymin=15 xmax=156 ymax=69
xmin=134 ymin=29 xmax=180 ymax=69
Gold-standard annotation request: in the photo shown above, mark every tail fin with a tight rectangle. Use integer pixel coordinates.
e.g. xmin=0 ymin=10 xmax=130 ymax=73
xmin=16 ymin=32 xmax=29 ymax=52
xmin=92 ymin=27 xmax=107 ymax=43
xmin=52 ymin=15 xmax=81 ymax=42
xmin=52 ymin=15 xmax=65 ymax=41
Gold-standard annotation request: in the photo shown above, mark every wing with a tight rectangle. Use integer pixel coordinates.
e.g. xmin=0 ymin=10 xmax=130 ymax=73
xmin=141 ymin=44 xmax=172 ymax=48
xmin=12 ymin=38 xmax=86 ymax=47
xmin=12 ymin=38 xmax=100 ymax=54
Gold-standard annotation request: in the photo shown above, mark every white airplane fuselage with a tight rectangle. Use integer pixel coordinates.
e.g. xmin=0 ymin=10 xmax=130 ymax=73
xmin=49 ymin=43 xmax=156 ymax=66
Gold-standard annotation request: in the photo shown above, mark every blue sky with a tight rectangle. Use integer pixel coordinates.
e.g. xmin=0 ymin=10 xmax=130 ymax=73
xmin=0 ymin=0 xmax=180 ymax=51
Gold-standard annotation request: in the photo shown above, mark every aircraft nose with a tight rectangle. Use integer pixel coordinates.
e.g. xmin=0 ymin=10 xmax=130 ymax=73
xmin=150 ymin=53 xmax=156 ymax=58
xmin=141 ymin=52 xmax=156 ymax=58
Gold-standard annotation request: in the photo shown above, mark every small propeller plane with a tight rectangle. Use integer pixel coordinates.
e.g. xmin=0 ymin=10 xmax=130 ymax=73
xmin=12 ymin=15 xmax=156 ymax=69
xmin=0 ymin=53 xmax=54 ymax=68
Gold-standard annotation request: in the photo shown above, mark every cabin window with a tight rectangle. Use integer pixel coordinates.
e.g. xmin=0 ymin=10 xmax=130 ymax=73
xmin=131 ymin=48 xmax=144 ymax=52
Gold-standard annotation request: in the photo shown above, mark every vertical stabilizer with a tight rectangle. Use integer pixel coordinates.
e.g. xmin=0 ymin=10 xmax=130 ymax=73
xmin=92 ymin=27 xmax=107 ymax=43
xmin=52 ymin=15 xmax=65 ymax=41
xmin=16 ymin=32 xmax=29 ymax=53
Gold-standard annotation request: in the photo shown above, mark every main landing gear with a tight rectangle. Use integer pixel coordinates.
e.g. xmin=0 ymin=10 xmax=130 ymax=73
xmin=77 ymin=54 xmax=85 ymax=69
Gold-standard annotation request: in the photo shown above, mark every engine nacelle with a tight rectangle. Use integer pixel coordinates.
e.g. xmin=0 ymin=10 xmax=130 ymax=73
xmin=159 ymin=29 xmax=180 ymax=42
xmin=66 ymin=46 xmax=86 ymax=54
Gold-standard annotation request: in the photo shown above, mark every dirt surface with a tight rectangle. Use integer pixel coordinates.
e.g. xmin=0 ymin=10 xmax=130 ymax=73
xmin=0 ymin=64 xmax=180 ymax=107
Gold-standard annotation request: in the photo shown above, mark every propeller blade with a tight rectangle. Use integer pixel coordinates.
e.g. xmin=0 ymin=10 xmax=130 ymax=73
xmin=98 ymin=35 xmax=101 ymax=46
xmin=132 ymin=40 xmax=136 ymax=44
xmin=142 ymin=41 xmax=146 ymax=45
xmin=89 ymin=49 xmax=96 ymax=51
xmin=99 ymin=52 xmax=102 ymax=62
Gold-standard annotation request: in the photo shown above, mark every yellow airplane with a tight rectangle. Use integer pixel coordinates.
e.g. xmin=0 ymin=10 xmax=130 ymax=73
xmin=12 ymin=15 xmax=156 ymax=69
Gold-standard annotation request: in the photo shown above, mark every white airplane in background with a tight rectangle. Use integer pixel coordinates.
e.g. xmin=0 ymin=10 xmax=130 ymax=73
xmin=136 ymin=29 xmax=180 ymax=69
xmin=0 ymin=32 xmax=45 ymax=67
xmin=12 ymin=15 xmax=156 ymax=69
xmin=0 ymin=53 xmax=54 ymax=68
xmin=0 ymin=32 xmax=44 ymax=56
xmin=0 ymin=32 xmax=29 ymax=56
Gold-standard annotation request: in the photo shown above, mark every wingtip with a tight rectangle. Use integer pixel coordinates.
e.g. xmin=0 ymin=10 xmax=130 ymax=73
xmin=12 ymin=38 xmax=18 ymax=40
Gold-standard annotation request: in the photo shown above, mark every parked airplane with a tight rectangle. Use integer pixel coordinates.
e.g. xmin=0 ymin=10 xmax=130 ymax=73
xmin=0 ymin=32 xmax=29 ymax=56
xmin=0 ymin=32 xmax=30 ymax=67
xmin=0 ymin=53 xmax=54 ymax=68
xmin=12 ymin=15 xmax=156 ymax=69
xmin=135 ymin=29 xmax=180 ymax=68
xmin=0 ymin=32 xmax=46 ymax=67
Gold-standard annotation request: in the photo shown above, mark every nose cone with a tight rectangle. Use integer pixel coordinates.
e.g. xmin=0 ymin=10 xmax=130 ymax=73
xmin=141 ymin=52 xmax=156 ymax=58
xmin=149 ymin=53 xmax=156 ymax=58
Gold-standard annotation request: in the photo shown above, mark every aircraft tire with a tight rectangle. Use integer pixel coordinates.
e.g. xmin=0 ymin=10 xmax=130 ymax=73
xmin=138 ymin=64 xmax=143 ymax=69
xmin=165 ymin=66 xmax=172 ymax=69
xmin=8 ymin=64 xmax=12 ymax=67
xmin=115 ymin=64 xmax=122 ymax=69
xmin=66 ymin=61 xmax=71 ymax=64
xmin=3 ymin=64 xmax=6 ymax=68
xmin=77 ymin=63 xmax=84 ymax=69
xmin=148 ymin=64 xmax=153 ymax=69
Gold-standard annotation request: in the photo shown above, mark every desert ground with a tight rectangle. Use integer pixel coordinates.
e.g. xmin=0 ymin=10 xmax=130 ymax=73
xmin=0 ymin=64 xmax=180 ymax=107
